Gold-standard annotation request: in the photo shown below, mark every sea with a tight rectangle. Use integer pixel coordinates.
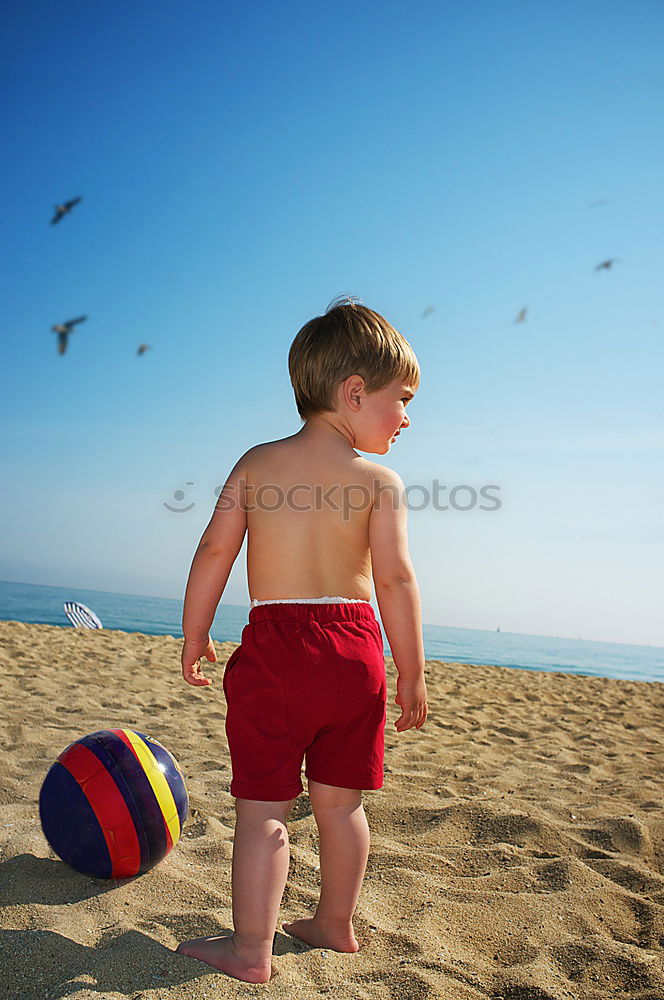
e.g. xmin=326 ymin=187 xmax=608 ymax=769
xmin=1 ymin=579 xmax=662 ymax=685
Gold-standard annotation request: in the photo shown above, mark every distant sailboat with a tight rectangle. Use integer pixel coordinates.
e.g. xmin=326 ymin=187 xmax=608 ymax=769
xmin=496 ymin=626 xmax=501 ymax=633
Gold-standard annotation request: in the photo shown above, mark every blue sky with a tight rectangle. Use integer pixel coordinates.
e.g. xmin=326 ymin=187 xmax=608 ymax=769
xmin=2 ymin=0 xmax=663 ymax=645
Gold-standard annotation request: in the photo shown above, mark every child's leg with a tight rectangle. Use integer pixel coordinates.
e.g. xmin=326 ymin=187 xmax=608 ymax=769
xmin=177 ymin=796 xmax=294 ymax=983
xmin=282 ymin=780 xmax=368 ymax=952
xmin=232 ymin=796 xmax=293 ymax=951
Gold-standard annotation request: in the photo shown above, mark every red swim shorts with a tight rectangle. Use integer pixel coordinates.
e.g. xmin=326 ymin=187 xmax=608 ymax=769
xmin=222 ymin=601 xmax=387 ymax=800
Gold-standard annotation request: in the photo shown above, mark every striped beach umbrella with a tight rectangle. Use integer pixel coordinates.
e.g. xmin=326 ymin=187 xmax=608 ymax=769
xmin=63 ymin=601 xmax=103 ymax=629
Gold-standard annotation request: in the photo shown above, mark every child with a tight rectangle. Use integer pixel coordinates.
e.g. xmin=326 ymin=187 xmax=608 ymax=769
xmin=175 ymin=296 xmax=428 ymax=984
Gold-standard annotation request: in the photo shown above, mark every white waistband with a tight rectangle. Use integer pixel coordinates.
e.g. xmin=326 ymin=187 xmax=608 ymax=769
xmin=250 ymin=596 xmax=371 ymax=607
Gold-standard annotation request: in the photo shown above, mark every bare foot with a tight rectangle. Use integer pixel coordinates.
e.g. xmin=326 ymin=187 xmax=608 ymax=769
xmin=282 ymin=917 xmax=359 ymax=953
xmin=175 ymin=933 xmax=273 ymax=983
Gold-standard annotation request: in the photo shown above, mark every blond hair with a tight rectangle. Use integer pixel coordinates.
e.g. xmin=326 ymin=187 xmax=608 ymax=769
xmin=288 ymin=295 xmax=420 ymax=422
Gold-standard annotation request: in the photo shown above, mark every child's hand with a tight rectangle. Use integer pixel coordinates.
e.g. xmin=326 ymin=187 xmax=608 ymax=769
xmin=394 ymin=675 xmax=428 ymax=732
xmin=181 ymin=636 xmax=217 ymax=687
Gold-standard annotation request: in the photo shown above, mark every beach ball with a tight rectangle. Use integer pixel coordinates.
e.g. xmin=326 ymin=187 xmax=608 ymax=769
xmin=39 ymin=729 xmax=188 ymax=878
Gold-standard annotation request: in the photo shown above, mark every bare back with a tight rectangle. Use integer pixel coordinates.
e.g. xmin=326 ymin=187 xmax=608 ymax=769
xmin=245 ymin=435 xmax=380 ymax=601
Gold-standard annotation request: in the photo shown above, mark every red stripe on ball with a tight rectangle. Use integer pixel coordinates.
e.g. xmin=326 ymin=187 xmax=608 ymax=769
xmin=59 ymin=742 xmax=142 ymax=877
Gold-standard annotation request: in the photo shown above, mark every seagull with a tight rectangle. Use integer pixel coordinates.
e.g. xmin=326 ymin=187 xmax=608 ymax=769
xmin=137 ymin=344 xmax=151 ymax=356
xmin=51 ymin=315 xmax=87 ymax=355
xmin=421 ymin=306 xmax=435 ymax=319
xmin=595 ymin=258 xmax=620 ymax=271
xmin=514 ymin=307 xmax=528 ymax=323
xmin=50 ymin=197 xmax=82 ymax=225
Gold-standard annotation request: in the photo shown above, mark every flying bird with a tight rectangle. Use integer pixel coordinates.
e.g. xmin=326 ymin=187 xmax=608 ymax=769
xmin=589 ymin=199 xmax=611 ymax=209
xmin=137 ymin=344 xmax=151 ymax=355
xmin=421 ymin=306 xmax=435 ymax=318
xmin=50 ymin=196 xmax=82 ymax=225
xmin=595 ymin=258 xmax=620 ymax=271
xmin=51 ymin=315 xmax=87 ymax=355
xmin=514 ymin=307 xmax=528 ymax=323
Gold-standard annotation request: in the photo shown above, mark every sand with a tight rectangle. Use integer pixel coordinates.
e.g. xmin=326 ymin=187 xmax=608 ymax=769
xmin=0 ymin=619 xmax=663 ymax=1000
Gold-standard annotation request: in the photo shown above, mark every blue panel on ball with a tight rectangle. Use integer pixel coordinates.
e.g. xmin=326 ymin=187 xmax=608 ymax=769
xmin=39 ymin=761 xmax=112 ymax=878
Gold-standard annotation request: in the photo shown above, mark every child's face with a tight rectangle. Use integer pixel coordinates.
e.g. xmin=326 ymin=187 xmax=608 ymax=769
xmin=360 ymin=377 xmax=415 ymax=454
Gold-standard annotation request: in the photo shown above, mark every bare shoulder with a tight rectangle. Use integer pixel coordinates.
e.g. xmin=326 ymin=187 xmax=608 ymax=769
xmin=240 ymin=438 xmax=289 ymax=470
xmin=361 ymin=460 xmax=405 ymax=491
xmin=239 ymin=440 xmax=401 ymax=496
xmin=224 ymin=443 xmax=265 ymax=474
xmin=350 ymin=461 xmax=405 ymax=513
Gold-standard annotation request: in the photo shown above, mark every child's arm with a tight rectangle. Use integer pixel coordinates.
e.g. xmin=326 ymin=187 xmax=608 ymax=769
xmin=369 ymin=467 xmax=428 ymax=731
xmin=181 ymin=451 xmax=250 ymax=686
